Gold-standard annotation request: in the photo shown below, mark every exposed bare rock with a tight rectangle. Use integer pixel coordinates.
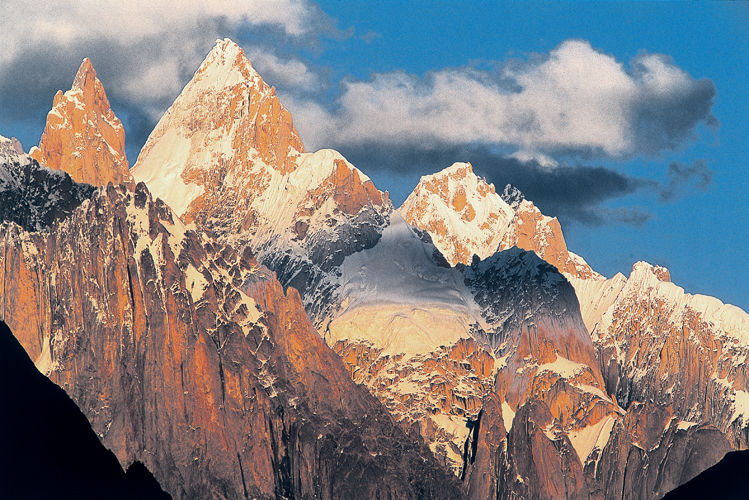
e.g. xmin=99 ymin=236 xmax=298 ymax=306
xmin=594 ymin=402 xmax=730 ymax=499
xmin=132 ymin=41 xmax=391 ymax=328
xmin=30 ymin=58 xmax=133 ymax=188
xmin=0 ymin=146 xmax=95 ymax=233
xmin=131 ymin=38 xmax=305 ymax=219
xmin=400 ymin=163 xmax=598 ymax=279
xmin=333 ymin=337 xmax=496 ymax=473
xmin=0 ymin=171 xmax=463 ymax=499
xmin=570 ymin=262 xmax=749 ymax=449
xmin=400 ymin=163 xmax=515 ymax=267
xmin=498 ymin=198 xmax=599 ymax=279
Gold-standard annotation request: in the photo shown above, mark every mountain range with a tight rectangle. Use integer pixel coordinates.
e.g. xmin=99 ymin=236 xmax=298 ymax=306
xmin=1 ymin=38 xmax=747 ymax=499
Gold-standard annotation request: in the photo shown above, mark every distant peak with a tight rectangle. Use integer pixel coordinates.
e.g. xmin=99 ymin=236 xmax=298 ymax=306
xmin=501 ymin=184 xmax=525 ymax=210
xmin=632 ymin=261 xmax=671 ymax=283
xmin=72 ymin=58 xmax=96 ymax=92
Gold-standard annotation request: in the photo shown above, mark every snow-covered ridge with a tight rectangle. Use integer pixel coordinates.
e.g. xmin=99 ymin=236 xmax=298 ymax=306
xmin=132 ymin=38 xmax=304 ymax=218
xmin=400 ymin=162 xmax=600 ymax=279
xmin=399 ymin=162 xmax=515 ymax=266
xmin=0 ymin=135 xmax=95 ymax=232
xmin=328 ymin=211 xmax=486 ymax=356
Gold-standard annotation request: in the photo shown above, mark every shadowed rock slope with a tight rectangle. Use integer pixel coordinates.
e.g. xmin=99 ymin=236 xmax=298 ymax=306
xmin=0 ymin=157 xmax=463 ymax=499
xmin=0 ymin=320 xmax=170 ymax=500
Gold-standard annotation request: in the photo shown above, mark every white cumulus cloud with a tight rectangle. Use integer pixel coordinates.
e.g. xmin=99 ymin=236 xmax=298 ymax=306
xmin=289 ymin=39 xmax=716 ymax=159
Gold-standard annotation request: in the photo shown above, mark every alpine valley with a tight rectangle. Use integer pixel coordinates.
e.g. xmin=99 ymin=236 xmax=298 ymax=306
xmin=2 ymin=39 xmax=747 ymax=500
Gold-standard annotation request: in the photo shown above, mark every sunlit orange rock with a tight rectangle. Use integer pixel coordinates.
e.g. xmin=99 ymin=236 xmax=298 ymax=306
xmin=30 ymin=59 xmax=133 ymax=188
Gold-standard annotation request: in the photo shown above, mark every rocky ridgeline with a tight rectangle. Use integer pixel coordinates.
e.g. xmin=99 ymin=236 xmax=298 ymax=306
xmin=31 ymin=58 xmax=133 ymax=188
xmin=0 ymin=163 xmax=463 ymax=499
xmin=5 ymin=35 xmax=748 ymax=500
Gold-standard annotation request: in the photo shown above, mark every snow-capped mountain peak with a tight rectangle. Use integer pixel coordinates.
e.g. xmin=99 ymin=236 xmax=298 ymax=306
xmin=399 ymin=162 xmax=599 ymax=279
xmin=399 ymin=162 xmax=515 ymax=266
xmin=132 ymin=38 xmax=305 ymax=219
xmin=194 ymin=38 xmax=265 ymax=94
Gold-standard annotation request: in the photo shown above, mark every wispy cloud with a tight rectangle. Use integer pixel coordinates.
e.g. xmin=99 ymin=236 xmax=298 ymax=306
xmin=659 ymin=160 xmax=714 ymax=202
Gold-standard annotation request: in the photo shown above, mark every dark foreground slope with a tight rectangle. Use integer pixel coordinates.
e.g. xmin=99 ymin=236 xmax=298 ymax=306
xmin=662 ymin=450 xmax=749 ymax=500
xmin=0 ymin=161 xmax=463 ymax=500
xmin=0 ymin=320 xmax=170 ymax=500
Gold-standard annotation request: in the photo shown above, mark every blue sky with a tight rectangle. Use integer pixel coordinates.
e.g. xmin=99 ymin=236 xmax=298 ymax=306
xmin=0 ymin=1 xmax=747 ymax=311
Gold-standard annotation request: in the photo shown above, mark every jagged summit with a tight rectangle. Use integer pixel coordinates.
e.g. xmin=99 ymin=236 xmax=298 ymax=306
xmin=399 ymin=162 xmax=515 ymax=266
xmin=132 ymin=40 xmax=391 ymax=326
xmin=500 ymin=183 xmax=525 ymax=210
xmin=399 ymin=162 xmax=599 ymax=278
xmin=30 ymin=58 xmax=133 ymax=188
xmin=132 ymin=38 xmax=306 ymax=218
xmin=193 ymin=38 xmax=265 ymax=91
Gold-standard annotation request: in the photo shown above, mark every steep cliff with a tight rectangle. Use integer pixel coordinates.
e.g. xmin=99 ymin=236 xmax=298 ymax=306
xmin=30 ymin=58 xmax=133 ymax=188
xmin=0 ymin=154 xmax=463 ymax=499
xmin=0 ymin=320 xmax=171 ymax=500
xmin=570 ymin=263 xmax=749 ymax=450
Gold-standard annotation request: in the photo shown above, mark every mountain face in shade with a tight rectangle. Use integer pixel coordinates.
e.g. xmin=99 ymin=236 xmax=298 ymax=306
xmin=662 ymin=450 xmax=749 ymax=500
xmin=0 ymin=320 xmax=171 ymax=500
xmin=30 ymin=58 xmax=133 ymax=188
xmin=0 ymin=150 xmax=463 ymax=499
xmin=400 ymin=163 xmax=600 ymax=279
xmin=0 ymin=135 xmax=95 ymax=232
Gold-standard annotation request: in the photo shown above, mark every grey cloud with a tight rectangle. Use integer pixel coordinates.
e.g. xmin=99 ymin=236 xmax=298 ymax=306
xmin=659 ymin=160 xmax=714 ymax=202
xmin=335 ymin=142 xmax=710 ymax=229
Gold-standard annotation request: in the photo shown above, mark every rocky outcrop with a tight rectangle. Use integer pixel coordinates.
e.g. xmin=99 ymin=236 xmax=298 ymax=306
xmin=0 ymin=138 xmax=95 ymax=233
xmin=30 ymin=58 xmax=133 ymax=188
xmin=333 ymin=337 xmax=496 ymax=473
xmin=497 ymin=198 xmax=599 ymax=279
xmin=570 ymin=262 xmax=749 ymax=450
xmin=400 ymin=163 xmax=515 ymax=266
xmin=0 ymin=163 xmax=463 ymax=499
xmin=594 ymin=402 xmax=730 ymax=499
xmin=0 ymin=320 xmax=170 ymax=500
xmin=400 ymin=164 xmax=598 ymax=279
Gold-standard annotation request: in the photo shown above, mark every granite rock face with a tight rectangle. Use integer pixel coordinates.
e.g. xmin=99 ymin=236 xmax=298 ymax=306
xmin=30 ymin=58 xmax=133 ymax=188
xmin=400 ymin=164 xmax=599 ymax=279
xmin=570 ymin=263 xmax=749 ymax=450
xmin=0 ymin=320 xmax=170 ymax=500
xmin=0 ymin=169 xmax=463 ymax=499
xmin=132 ymin=41 xmax=392 ymax=329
